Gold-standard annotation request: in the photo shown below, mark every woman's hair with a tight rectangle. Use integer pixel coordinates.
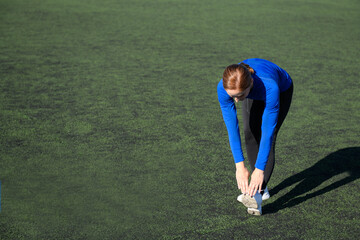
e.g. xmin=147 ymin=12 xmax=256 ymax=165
xmin=222 ymin=62 xmax=254 ymax=90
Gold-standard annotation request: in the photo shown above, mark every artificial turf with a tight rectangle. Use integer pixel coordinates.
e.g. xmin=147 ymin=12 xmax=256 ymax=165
xmin=0 ymin=0 xmax=359 ymax=239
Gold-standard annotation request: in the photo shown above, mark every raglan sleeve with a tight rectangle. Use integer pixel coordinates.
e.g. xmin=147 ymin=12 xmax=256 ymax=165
xmin=217 ymin=80 xmax=245 ymax=163
xmin=255 ymin=84 xmax=280 ymax=170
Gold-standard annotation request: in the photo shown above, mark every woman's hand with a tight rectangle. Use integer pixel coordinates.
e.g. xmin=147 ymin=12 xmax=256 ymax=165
xmin=249 ymin=168 xmax=264 ymax=197
xmin=235 ymin=162 xmax=250 ymax=194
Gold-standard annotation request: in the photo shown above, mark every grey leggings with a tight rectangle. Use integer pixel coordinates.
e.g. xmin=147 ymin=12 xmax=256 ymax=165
xmin=242 ymin=83 xmax=293 ymax=191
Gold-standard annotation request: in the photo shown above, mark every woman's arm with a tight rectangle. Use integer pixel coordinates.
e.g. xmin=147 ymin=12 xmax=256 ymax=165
xmin=217 ymin=80 xmax=245 ymax=163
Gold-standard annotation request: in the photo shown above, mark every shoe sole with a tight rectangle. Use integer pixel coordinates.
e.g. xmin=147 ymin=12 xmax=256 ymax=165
xmin=247 ymin=208 xmax=261 ymax=216
xmin=238 ymin=194 xmax=270 ymax=202
xmin=241 ymin=195 xmax=258 ymax=209
xmin=238 ymin=195 xmax=267 ymax=204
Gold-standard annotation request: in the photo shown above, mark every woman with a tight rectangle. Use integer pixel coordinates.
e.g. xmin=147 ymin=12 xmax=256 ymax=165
xmin=217 ymin=58 xmax=293 ymax=215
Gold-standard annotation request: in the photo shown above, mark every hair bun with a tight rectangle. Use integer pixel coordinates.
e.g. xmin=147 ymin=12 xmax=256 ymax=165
xmin=240 ymin=62 xmax=255 ymax=74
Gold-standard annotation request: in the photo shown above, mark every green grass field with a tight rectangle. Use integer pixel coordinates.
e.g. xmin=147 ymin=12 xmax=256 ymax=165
xmin=1 ymin=0 xmax=359 ymax=239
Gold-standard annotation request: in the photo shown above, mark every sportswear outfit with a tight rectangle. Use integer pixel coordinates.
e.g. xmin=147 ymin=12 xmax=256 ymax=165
xmin=217 ymin=58 xmax=293 ymax=191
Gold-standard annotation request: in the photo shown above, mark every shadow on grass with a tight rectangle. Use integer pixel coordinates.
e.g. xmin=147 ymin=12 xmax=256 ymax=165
xmin=264 ymin=147 xmax=360 ymax=214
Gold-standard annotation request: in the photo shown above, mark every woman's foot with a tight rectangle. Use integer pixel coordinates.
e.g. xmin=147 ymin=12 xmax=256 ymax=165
xmin=238 ymin=191 xmax=263 ymax=216
xmin=262 ymin=187 xmax=270 ymax=200
xmin=247 ymin=207 xmax=262 ymax=216
xmin=237 ymin=186 xmax=270 ymax=202
xmin=241 ymin=192 xmax=262 ymax=209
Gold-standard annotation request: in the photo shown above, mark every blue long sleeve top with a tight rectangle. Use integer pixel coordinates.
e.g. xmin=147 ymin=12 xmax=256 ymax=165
xmin=217 ymin=58 xmax=292 ymax=171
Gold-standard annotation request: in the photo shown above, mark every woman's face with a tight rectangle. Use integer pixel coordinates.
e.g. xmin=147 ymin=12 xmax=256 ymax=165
xmin=226 ymin=79 xmax=253 ymax=103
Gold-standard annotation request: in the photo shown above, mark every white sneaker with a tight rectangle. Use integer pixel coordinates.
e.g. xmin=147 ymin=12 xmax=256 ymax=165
xmin=237 ymin=194 xmax=245 ymax=203
xmin=262 ymin=187 xmax=270 ymax=200
xmin=239 ymin=192 xmax=263 ymax=216
xmin=241 ymin=192 xmax=262 ymax=208
xmin=237 ymin=187 xmax=270 ymax=203
xmin=247 ymin=207 xmax=262 ymax=216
